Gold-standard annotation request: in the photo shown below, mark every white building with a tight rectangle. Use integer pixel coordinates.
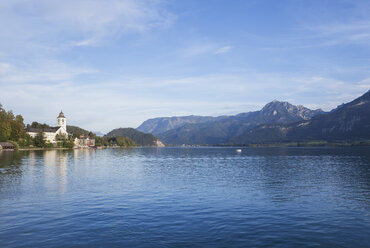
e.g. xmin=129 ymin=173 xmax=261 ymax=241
xmin=26 ymin=111 xmax=69 ymax=143
xmin=74 ymin=135 xmax=95 ymax=148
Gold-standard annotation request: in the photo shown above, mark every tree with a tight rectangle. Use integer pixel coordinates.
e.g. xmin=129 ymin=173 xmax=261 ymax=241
xmin=62 ymin=140 xmax=74 ymax=148
xmin=18 ymin=133 xmax=34 ymax=148
xmin=10 ymin=115 xmax=25 ymax=141
xmin=34 ymin=131 xmax=46 ymax=148
xmin=0 ymin=122 xmax=11 ymax=141
xmin=0 ymin=103 xmax=27 ymax=142
xmin=31 ymin=121 xmax=50 ymax=129
xmin=56 ymin=133 xmax=67 ymax=141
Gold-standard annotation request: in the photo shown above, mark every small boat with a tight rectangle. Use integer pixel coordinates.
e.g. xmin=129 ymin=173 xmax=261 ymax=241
xmin=236 ymin=149 xmax=242 ymax=153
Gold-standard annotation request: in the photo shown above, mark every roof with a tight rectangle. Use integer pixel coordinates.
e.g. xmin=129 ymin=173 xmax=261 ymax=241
xmin=58 ymin=110 xmax=65 ymax=118
xmin=75 ymin=135 xmax=93 ymax=140
xmin=25 ymin=127 xmax=61 ymax=133
xmin=0 ymin=142 xmax=14 ymax=147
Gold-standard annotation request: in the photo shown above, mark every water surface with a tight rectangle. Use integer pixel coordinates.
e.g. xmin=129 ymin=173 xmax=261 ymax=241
xmin=0 ymin=147 xmax=370 ymax=247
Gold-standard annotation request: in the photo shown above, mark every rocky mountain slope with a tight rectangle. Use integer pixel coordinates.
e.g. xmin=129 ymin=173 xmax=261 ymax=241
xmin=137 ymin=115 xmax=225 ymax=135
xmin=154 ymin=101 xmax=325 ymax=145
xmin=233 ymin=90 xmax=370 ymax=144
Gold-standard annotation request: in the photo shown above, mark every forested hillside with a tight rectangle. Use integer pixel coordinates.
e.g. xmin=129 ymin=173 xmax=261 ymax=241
xmin=106 ymin=128 xmax=164 ymax=147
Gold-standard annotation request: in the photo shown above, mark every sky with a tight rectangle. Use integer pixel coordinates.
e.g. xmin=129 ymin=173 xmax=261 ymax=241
xmin=1 ymin=0 xmax=370 ymax=133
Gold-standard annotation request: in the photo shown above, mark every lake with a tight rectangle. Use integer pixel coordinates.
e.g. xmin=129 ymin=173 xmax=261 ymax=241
xmin=0 ymin=147 xmax=370 ymax=247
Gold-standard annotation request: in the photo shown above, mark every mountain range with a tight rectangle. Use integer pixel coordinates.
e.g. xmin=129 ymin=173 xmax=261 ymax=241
xmin=136 ymin=90 xmax=370 ymax=145
xmin=235 ymin=89 xmax=370 ymax=144
xmin=137 ymin=115 xmax=226 ymax=135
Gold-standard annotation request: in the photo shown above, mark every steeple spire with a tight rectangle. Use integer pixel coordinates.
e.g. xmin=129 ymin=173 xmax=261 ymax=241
xmin=57 ymin=110 xmax=67 ymax=131
xmin=58 ymin=110 xmax=65 ymax=118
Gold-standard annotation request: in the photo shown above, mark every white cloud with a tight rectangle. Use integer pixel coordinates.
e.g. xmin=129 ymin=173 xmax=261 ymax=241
xmin=1 ymin=68 xmax=369 ymax=132
xmin=305 ymin=21 xmax=370 ymax=47
xmin=0 ymin=63 xmax=12 ymax=76
xmin=1 ymin=1 xmax=370 ymax=133
xmin=180 ymin=44 xmax=233 ymax=57
xmin=0 ymin=60 xmax=96 ymax=84
xmin=358 ymin=77 xmax=370 ymax=88
xmin=180 ymin=43 xmax=217 ymax=57
xmin=0 ymin=0 xmax=174 ymax=48
xmin=214 ymin=46 xmax=232 ymax=54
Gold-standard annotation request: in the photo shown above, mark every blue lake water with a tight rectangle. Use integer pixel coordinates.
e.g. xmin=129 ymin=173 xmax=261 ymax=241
xmin=0 ymin=147 xmax=370 ymax=247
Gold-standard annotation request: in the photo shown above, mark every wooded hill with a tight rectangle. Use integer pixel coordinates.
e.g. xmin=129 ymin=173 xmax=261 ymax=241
xmin=106 ymin=128 xmax=163 ymax=147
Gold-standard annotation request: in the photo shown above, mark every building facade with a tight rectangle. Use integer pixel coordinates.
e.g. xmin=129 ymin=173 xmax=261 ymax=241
xmin=74 ymin=135 xmax=96 ymax=148
xmin=26 ymin=111 xmax=69 ymax=143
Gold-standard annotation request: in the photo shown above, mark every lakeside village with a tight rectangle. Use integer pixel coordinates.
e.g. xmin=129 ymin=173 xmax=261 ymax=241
xmin=0 ymin=103 xmax=147 ymax=151
xmin=26 ymin=111 xmax=96 ymax=149
xmin=0 ymin=111 xmax=95 ymax=151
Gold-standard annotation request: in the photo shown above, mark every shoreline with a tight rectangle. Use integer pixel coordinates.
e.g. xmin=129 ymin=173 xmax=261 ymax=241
xmin=17 ymin=146 xmax=138 ymax=151
xmin=18 ymin=147 xmax=74 ymax=151
xmin=10 ymin=142 xmax=370 ymax=151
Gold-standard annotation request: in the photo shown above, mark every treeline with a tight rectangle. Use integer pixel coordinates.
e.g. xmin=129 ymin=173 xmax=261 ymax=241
xmin=95 ymin=136 xmax=136 ymax=147
xmin=1 ymin=104 xmax=137 ymax=149
xmin=67 ymin=125 xmax=95 ymax=138
xmin=67 ymin=125 xmax=137 ymax=147
xmin=0 ymin=103 xmax=31 ymax=147
xmin=106 ymin=128 xmax=160 ymax=146
xmin=0 ymin=104 xmax=73 ymax=148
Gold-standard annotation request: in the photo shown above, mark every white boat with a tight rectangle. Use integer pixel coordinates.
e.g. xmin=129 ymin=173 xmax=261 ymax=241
xmin=236 ymin=149 xmax=242 ymax=153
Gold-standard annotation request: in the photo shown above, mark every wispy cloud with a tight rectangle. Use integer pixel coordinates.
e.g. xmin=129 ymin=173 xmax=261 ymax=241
xmin=214 ymin=46 xmax=232 ymax=54
xmin=2 ymin=67 xmax=367 ymax=132
xmin=180 ymin=43 xmax=233 ymax=57
xmin=180 ymin=43 xmax=217 ymax=57
xmin=0 ymin=60 xmax=96 ymax=84
xmin=0 ymin=0 xmax=174 ymax=48
xmin=1 ymin=0 xmax=370 ymax=133
xmin=308 ymin=21 xmax=370 ymax=46
xmin=0 ymin=63 xmax=12 ymax=76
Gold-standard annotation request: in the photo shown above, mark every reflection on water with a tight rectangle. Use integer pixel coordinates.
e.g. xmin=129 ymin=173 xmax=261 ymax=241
xmin=0 ymin=147 xmax=370 ymax=247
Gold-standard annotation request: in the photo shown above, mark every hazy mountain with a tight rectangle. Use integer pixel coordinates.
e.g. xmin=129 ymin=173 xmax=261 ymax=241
xmin=106 ymin=128 xmax=164 ymax=147
xmin=67 ymin=125 xmax=92 ymax=137
xmin=156 ymin=101 xmax=325 ymax=145
xmin=137 ymin=115 xmax=226 ymax=135
xmin=233 ymin=90 xmax=370 ymax=144
xmin=93 ymin=131 xmax=105 ymax=137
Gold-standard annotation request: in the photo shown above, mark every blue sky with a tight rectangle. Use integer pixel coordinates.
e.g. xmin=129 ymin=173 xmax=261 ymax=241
xmin=1 ymin=0 xmax=370 ymax=133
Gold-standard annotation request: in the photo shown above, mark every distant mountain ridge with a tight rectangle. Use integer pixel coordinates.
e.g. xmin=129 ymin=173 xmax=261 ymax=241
xmin=137 ymin=100 xmax=325 ymax=145
xmin=235 ymin=90 xmax=370 ymax=144
xmin=137 ymin=115 xmax=226 ymax=135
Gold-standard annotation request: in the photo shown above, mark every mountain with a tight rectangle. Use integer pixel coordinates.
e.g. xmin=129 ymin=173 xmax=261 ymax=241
xmin=259 ymin=100 xmax=324 ymax=122
xmin=234 ymin=90 xmax=370 ymax=144
xmin=67 ymin=125 xmax=92 ymax=137
xmin=106 ymin=128 xmax=164 ymax=147
xmin=93 ymin=131 xmax=105 ymax=137
xmin=156 ymin=101 xmax=325 ymax=145
xmin=137 ymin=115 xmax=226 ymax=135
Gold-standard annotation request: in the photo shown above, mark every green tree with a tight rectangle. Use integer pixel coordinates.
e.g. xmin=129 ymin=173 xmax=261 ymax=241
xmin=34 ymin=131 xmax=46 ymax=148
xmin=56 ymin=133 xmax=68 ymax=141
xmin=0 ymin=103 xmax=27 ymax=142
xmin=10 ymin=115 xmax=25 ymax=141
xmin=62 ymin=140 xmax=75 ymax=148
xmin=18 ymin=133 xmax=34 ymax=148
xmin=0 ymin=121 xmax=11 ymax=141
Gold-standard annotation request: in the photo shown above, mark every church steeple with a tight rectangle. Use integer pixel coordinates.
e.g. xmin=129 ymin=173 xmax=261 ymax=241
xmin=58 ymin=110 xmax=65 ymax=118
xmin=57 ymin=110 xmax=67 ymax=131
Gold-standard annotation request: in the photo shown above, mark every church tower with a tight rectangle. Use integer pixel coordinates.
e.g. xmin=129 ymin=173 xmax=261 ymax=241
xmin=57 ymin=110 xmax=67 ymax=131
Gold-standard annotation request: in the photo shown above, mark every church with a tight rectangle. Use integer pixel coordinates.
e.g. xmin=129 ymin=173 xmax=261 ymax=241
xmin=26 ymin=111 xmax=69 ymax=143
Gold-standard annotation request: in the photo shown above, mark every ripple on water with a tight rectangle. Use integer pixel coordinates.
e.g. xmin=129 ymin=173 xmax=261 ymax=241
xmin=0 ymin=147 xmax=370 ymax=247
